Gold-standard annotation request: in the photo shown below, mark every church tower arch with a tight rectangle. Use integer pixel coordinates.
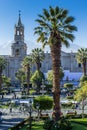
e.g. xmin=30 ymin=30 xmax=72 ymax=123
xmin=11 ymin=11 xmax=27 ymax=58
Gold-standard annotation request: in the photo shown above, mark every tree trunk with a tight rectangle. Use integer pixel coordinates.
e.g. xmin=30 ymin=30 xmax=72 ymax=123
xmin=50 ymin=37 xmax=61 ymax=121
xmin=26 ymin=64 xmax=30 ymax=94
xmin=83 ymin=60 xmax=86 ymax=76
xmin=0 ymin=69 xmax=2 ymax=90
xmin=36 ymin=58 xmax=41 ymax=71
xmin=82 ymin=99 xmax=84 ymax=118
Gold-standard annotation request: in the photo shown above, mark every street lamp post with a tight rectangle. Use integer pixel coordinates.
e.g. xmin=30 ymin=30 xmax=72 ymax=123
xmin=40 ymin=79 xmax=46 ymax=95
xmin=36 ymin=103 xmax=40 ymax=120
xmin=28 ymin=99 xmax=32 ymax=130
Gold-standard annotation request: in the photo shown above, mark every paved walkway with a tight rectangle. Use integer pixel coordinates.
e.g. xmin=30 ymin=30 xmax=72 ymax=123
xmin=0 ymin=108 xmax=28 ymax=130
xmin=0 ymin=117 xmax=24 ymax=130
xmin=0 ymin=92 xmax=34 ymax=130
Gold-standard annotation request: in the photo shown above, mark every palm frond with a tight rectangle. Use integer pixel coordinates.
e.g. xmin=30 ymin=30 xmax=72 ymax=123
xmin=34 ymin=30 xmax=42 ymax=35
xmin=61 ymin=9 xmax=68 ymax=18
xmin=43 ymin=8 xmax=50 ymax=20
xmin=35 ymin=19 xmax=45 ymax=26
xmin=34 ymin=26 xmax=43 ymax=30
xmin=64 ymin=33 xmax=75 ymax=42
xmin=64 ymin=16 xmax=75 ymax=24
xmin=37 ymin=36 xmax=43 ymax=43
xmin=38 ymin=14 xmax=46 ymax=21
xmin=64 ymin=25 xmax=77 ymax=32
xmin=76 ymin=48 xmax=87 ymax=63
xmin=49 ymin=6 xmax=55 ymax=16
xmin=34 ymin=6 xmax=77 ymax=49
xmin=55 ymin=6 xmax=59 ymax=15
xmin=61 ymin=37 xmax=70 ymax=47
xmin=42 ymin=42 xmax=48 ymax=48
xmin=36 ymin=19 xmax=51 ymax=30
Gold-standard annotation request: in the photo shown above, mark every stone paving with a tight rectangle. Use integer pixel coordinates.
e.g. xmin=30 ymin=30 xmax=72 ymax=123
xmin=0 ymin=93 xmax=29 ymax=130
xmin=0 ymin=117 xmax=24 ymax=130
xmin=0 ymin=108 xmax=29 ymax=130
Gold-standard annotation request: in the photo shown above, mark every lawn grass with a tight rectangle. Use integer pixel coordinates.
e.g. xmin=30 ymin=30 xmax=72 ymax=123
xmin=20 ymin=121 xmax=44 ymax=130
xmin=17 ymin=118 xmax=87 ymax=130
xmin=71 ymin=118 xmax=87 ymax=125
xmin=32 ymin=121 xmax=44 ymax=130
xmin=72 ymin=123 xmax=87 ymax=130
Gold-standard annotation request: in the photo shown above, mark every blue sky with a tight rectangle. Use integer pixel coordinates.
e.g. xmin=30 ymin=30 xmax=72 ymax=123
xmin=0 ymin=0 xmax=87 ymax=55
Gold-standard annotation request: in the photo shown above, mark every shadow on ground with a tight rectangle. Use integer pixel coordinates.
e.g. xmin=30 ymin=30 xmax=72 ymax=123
xmin=0 ymin=117 xmax=24 ymax=130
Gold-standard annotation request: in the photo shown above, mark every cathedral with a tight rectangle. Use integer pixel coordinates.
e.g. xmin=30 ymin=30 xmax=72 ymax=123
xmin=2 ymin=13 xmax=27 ymax=84
xmin=1 ymin=14 xmax=83 ymax=83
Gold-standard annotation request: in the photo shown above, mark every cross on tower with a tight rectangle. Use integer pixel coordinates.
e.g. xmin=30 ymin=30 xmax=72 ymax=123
xmin=19 ymin=10 xmax=21 ymax=17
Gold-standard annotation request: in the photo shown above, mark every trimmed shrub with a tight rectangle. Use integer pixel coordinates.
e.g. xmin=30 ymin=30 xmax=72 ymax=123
xmin=33 ymin=95 xmax=53 ymax=110
xmin=64 ymin=83 xmax=73 ymax=89
xmin=61 ymin=102 xmax=73 ymax=108
xmin=66 ymin=96 xmax=73 ymax=100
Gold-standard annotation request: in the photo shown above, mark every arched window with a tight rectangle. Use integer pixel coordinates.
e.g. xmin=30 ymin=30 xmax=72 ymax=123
xmin=15 ymin=49 xmax=20 ymax=56
xmin=20 ymin=31 xmax=22 ymax=35
xmin=17 ymin=31 xmax=19 ymax=35
xmin=78 ymin=63 xmax=81 ymax=68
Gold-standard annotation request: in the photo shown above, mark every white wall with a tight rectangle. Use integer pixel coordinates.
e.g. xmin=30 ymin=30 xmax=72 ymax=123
xmin=63 ymin=70 xmax=82 ymax=81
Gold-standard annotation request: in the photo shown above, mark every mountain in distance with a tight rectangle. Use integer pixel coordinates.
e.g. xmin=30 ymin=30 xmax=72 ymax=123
xmin=62 ymin=43 xmax=82 ymax=53
xmin=0 ymin=40 xmax=82 ymax=55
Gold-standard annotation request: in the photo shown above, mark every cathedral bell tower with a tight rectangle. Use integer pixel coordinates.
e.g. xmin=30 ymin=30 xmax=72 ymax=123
xmin=11 ymin=11 xmax=27 ymax=58
xmin=14 ymin=11 xmax=24 ymax=42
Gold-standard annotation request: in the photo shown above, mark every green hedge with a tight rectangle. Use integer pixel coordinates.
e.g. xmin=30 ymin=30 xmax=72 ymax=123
xmin=33 ymin=95 xmax=53 ymax=110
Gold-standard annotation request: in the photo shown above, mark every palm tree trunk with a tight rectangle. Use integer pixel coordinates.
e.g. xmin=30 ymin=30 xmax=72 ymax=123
xmin=36 ymin=63 xmax=40 ymax=71
xmin=36 ymin=58 xmax=41 ymax=71
xmin=0 ymin=69 xmax=2 ymax=91
xmin=50 ymin=38 xmax=61 ymax=121
xmin=26 ymin=64 xmax=30 ymax=94
xmin=83 ymin=60 xmax=86 ymax=76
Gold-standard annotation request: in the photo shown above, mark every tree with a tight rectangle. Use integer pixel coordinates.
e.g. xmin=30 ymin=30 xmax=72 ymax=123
xmin=47 ymin=70 xmax=53 ymax=84
xmin=33 ymin=95 xmax=53 ymax=116
xmin=2 ymin=75 xmax=11 ymax=87
xmin=15 ymin=68 xmax=26 ymax=87
xmin=31 ymin=48 xmax=45 ymax=71
xmin=0 ymin=56 xmax=7 ymax=90
xmin=34 ymin=6 xmax=77 ymax=120
xmin=47 ymin=68 xmax=64 ymax=84
xmin=31 ymin=70 xmax=44 ymax=93
xmin=1 ymin=75 xmax=11 ymax=95
xmin=74 ymin=82 xmax=87 ymax=118
xmin=79 ymin=75 xmax=87 ymax=87
xmin=21 ymin=55 xmax=32 ymax=94
xmin=76 ymin=48 xmax=87 ymax=76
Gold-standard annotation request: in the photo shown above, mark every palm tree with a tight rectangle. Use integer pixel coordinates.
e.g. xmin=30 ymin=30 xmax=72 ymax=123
xmin=34 ymin=6 xmax=77 ymax=121
xmin=21 ymin=55 xmax=32 ymax=94
xmin=31 ymin=48 xmax=45 ymax=71
xmin=15 ymin=68 xmax=26 ymax=87
xmin=76 ymin=48 xmax=87 ymax=76
xmin=0 ymin=56 xmax=7 ymax=90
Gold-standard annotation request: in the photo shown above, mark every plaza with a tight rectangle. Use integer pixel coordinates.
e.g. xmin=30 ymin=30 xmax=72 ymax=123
xmin=0 ymin=1 xmax=87 ymax=130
